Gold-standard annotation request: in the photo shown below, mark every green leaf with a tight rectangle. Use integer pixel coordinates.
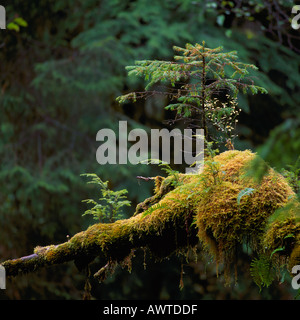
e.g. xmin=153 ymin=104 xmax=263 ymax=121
xmin=14 ymin=17 xmax=28 ymax=27
xmin=270 ymin=246 xmax=285 ymax=258
xmin=284 ymin=233 xmax=295 ymax=240
xmin=237 ymin=188 xmax=255 ymax=205
xmin=7 ymin=22 xmax=20 ymax=32
xmin=216 ymin=15 xmax=225 ymax=27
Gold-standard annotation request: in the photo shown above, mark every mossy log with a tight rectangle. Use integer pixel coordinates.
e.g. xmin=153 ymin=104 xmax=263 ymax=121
xmin=1 ymin=150 xmax=300 ymax=283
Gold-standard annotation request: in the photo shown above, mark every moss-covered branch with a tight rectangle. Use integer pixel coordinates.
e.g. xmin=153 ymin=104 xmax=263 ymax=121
xmin=2 ymin=185 xmax=197 ymax=277
xmin=1 ymin=150 xmax=300 ymax=284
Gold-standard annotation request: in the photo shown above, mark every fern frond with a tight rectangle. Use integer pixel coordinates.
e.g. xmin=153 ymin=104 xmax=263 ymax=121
xmin=250 ymin=255 xmax=275 ymax=291
xmin=142 ymin=203 xmax=168 ymax=218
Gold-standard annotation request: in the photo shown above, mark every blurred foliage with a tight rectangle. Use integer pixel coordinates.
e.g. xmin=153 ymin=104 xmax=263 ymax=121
xmin=0 ymin=0 xmax=299 ymax=299
xmin=7 ymin=17 xmax=28 ymax=31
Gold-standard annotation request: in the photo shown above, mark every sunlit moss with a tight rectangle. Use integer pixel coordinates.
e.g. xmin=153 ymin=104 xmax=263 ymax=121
xmin=193 ymin=150 xmax=295 ymax=281
xmin=39 ymin=150 xmax=297 ymax=281
xmin=263 ymin=200 xmax=300 ymax=272
xmin=3 ymin=150 xmax=298 ymax=284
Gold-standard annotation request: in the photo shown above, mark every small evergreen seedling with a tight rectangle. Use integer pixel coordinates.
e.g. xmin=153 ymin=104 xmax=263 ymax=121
xmin=81 ymin=173 xmax=131 ymax=223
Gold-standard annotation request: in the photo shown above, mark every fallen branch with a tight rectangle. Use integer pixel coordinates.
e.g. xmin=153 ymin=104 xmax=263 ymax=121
xmin=1 ymin=150 xmax=300 ymax=284
xmin=2 ymin=199 xmax=197 ymax=277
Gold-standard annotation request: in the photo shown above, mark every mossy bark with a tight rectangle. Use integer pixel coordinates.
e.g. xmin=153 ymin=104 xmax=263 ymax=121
xmin=2 ymin=188 xmax=198 ymax=277
xmin=1 ymin=150 xmax=300 ymax=282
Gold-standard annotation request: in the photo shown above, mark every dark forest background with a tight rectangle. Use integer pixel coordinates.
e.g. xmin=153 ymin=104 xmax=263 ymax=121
xmin=0 ymin=0 xmax=299 ymax=299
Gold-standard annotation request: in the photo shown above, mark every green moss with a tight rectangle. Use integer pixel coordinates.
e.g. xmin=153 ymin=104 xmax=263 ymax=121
xmin=133 ymin=150 xmax=296 ymax=282
xmin=263 ymin=200 xmax=300 ymax=263
xmin=43 ymin=151 xmax=299 ymax=282
xmin=289 ymin=241 xmax=300 ymax=270
xmin=191 ymin=150 xmax=295 ymax=281
xmin=134 ymin=176 xmax=176 ymax=215
xmin=3 ymin=150 xmax=299 ymax=285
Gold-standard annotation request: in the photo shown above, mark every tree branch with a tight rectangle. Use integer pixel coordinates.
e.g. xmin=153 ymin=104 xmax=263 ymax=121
xmin=1 ymin=150 xmax=299 ymax=283
xmin=2 ymin=200 xmax=197 ymax=277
